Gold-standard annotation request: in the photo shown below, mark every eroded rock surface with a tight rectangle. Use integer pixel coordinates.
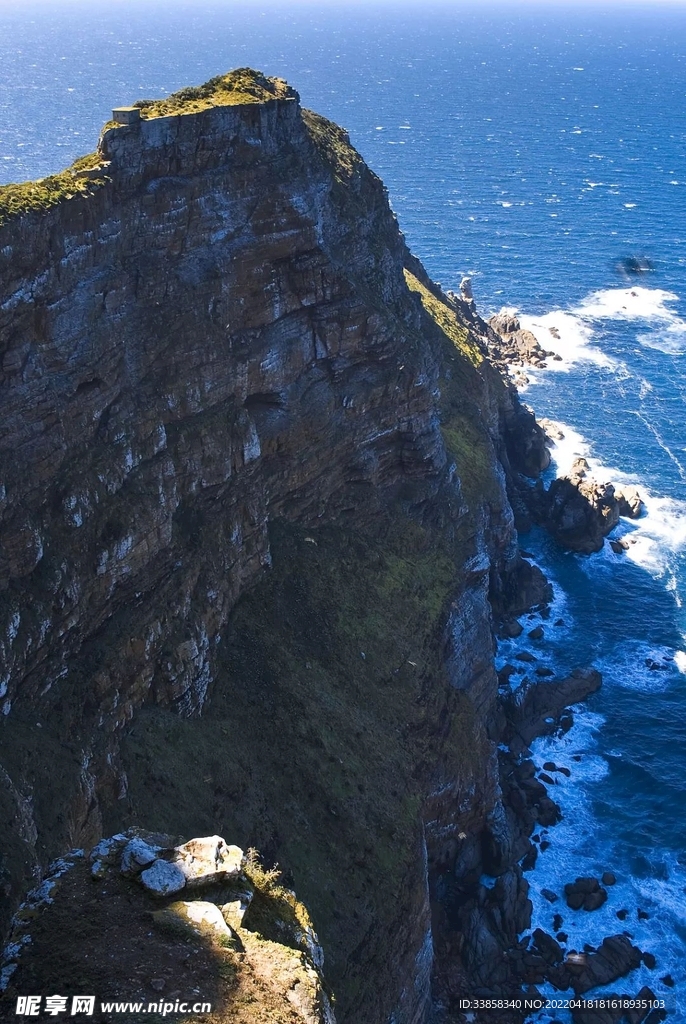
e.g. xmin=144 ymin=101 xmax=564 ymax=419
xmin=0 ymin=68 xmax=551 ymax=1024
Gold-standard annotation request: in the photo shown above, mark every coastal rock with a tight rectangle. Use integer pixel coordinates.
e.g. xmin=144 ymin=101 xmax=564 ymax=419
xmin=626 ymin=987 xmax=659 ymax=1024
xmin=531 ymin=928 xmax=564 ymax=965
xmin=538 ymin=418 xmax=565 ymax=442
xmin=615 ymin=486 xmax=645 ymax=518
xmin=564 ymin=877 xmax=608 ymax=912
xmin=502 ymin=667 xmax=602 ymax=749
xmin=460 ymin=276 xmax=474 ymax=301
xmin=570 ymin=934 xmax=642 ymax=994
xmin=487 ymin=311 xmax=550 ymax=368
xmin=532 ymin=475 xmax=621 ymax=554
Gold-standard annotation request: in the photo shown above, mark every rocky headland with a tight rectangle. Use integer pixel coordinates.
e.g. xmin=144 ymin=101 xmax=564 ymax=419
xmin=0 ymin=70 xmax=660 ymax=1022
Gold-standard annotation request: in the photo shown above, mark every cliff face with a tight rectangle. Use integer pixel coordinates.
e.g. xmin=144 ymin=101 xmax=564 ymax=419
xmin=0 ymin=71 xmax=547 ymax=1022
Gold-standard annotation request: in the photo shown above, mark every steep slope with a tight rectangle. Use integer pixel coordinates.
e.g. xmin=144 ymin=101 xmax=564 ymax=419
xmin=0 ymin=70 xmax=547 ymax=1022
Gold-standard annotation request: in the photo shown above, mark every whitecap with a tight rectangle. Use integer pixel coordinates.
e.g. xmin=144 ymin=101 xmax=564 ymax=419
xmin=593 ymin=641 xmax=680 ymax=694
xmin=540 ymin=420 xmax=590 ymax=476
xmin=533 ymin=418 xmax=686 ymax=579
xmin=571 ymin=286 xmax=686 ymax=354
xmin=516 ymin=310 xmax=615 ymax=370
xmin=575 ymin=286 xmax=680 ymax=322
xmin=637 ymin=321 xmax=686 ymax=354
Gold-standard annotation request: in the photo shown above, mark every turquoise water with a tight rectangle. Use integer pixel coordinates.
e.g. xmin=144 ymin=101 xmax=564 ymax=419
xmin=2 ymin=2 xmax=685 ymax=1017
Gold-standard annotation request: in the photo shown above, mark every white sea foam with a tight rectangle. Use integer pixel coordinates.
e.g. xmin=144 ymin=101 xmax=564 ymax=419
xmin=516 ymin=310 xmax=616 ymax=370
xmin=513 ymin=285 xmax=686 ymax=372
xmin=541 ymin=421 xmax=590 ymax=477
xmin=495 ymin=557 xmax=574 ymax=679
xmin=593 ymin=641 xmax=680 ymax=693
xmin=637 ymin=322 xmax=686 ymax=354
xmin=540 ymin=419 xmax=686 ymax=580
xmin=576 ymin=285 xmax=680 ymax=322
xmin=527 ymin=711 xmax=686 ymax=1017
xmin=574 ymin=286 xmax=686 ymax=354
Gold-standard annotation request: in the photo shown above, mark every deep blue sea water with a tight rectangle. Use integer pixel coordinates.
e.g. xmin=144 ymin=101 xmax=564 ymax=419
xmin=2 ymin=2 xmax=686 ymax=1018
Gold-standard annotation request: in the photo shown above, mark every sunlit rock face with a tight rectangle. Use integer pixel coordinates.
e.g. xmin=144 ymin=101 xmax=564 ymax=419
xmin=0 ymin=71 xmax=547 ymax=1024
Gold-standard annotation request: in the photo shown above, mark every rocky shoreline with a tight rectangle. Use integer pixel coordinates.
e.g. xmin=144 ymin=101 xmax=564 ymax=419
xmin=432 ymin=293 xmax=666 ymax=1024
xmin=435 ymin=605 xmax=668 ymax=1024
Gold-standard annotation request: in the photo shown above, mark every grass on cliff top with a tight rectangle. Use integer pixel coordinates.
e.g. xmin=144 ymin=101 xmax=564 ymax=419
xmin=404 ymin=269 xmax=483 ymax=367
xmin=0 ymin=153 xmax=107 ymax=226
xmin=132 ymin=68 xmax=295 ymax=119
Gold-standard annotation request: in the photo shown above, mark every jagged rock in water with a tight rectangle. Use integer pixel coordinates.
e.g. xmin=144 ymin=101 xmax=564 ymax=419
xmin=488 ymin=310 xmax=552 ymax=368
xmin=460 ymin=276 xmax=474 ymax=301
xmin=502 ymin=667 xmax=602 ymax=751
xmin=528 ymin=473 xmax=621 ymax=553
xmin=615 ymin=486 xmax=645 ymax=519
xmin=564 ymin=877 xmax=608 ymax=912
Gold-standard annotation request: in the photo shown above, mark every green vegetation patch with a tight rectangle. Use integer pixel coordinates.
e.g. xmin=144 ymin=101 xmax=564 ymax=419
xmin=115 ymin=512 xmax=483 ymax=1019
xmin=132 ymin=68 xmax=295 ymax=119
xmin=404 ymin=269 xmax=483 ymax=366
xmin=401 ymin=270 xmax=501 ymax=507
xmin=242 ymin=849 xmax=316 ymax=954
xmin=442 ymin=416 xmax=499 ymax=506
xmin=301 ymin=108 xmax=362 ymax=184
xmin=0 ymin=154 xmax=106 ymax=226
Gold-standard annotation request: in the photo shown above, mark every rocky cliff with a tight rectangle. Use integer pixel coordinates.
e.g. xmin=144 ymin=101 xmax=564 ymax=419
xmin=0 ymin=70 xmax=550 ymax=1022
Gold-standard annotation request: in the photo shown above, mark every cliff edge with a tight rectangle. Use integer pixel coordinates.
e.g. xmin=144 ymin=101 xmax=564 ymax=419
xmin=0 ymin=70 xmax=548 ymax=1022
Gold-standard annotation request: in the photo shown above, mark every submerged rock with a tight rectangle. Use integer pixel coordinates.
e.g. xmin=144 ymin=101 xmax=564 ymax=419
xmin=564 ymin=877 xmax=608 ymax=912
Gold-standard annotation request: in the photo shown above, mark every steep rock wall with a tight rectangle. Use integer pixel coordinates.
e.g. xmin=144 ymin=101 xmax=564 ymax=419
xmin=0 ymin=71 xmax=546 ymax=1023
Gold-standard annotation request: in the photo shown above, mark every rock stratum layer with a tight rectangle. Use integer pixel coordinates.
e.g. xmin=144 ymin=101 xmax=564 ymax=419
xmin=0 ymin=70 xmax=553 ymax=1022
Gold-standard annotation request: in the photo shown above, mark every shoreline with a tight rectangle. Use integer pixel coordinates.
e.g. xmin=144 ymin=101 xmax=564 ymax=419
xmin=430 ymin=286 xmax=675 ymax=1024
xmin=449 ymin=305 xmax=681 ymax=1023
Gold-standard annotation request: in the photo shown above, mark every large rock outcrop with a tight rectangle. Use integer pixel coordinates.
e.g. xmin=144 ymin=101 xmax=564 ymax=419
xmin=1 ymin=830 xmax=335 ymax=1024
xmin=0 ymin=70 xmax=549 ymax=1022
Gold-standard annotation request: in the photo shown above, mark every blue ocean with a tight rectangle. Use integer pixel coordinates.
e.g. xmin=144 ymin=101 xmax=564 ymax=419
xmin=2 ymin=2 xmax=685 ymax=1018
